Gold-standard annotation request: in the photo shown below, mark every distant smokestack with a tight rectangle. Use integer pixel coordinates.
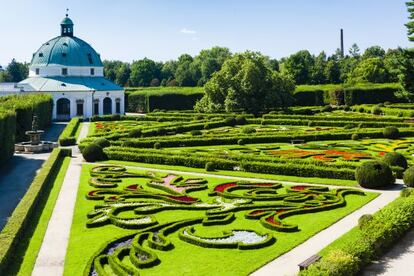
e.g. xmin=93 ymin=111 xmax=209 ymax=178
xmin=340 ymin=29 xmax=344 ymax=57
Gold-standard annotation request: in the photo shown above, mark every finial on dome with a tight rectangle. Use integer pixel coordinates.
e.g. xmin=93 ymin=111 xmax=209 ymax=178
xmin=60 ymin=10 xmax=74 ymax=37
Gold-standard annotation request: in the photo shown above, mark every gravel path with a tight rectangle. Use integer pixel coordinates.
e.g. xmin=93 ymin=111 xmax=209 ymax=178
xmin=31 ymin=123 xmax=89 ymax=276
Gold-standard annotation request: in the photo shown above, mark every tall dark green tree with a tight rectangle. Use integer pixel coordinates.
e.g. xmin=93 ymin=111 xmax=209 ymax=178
xmin=406 ymin=0 xmax=414 ymax=41
xmin=5 ymin=59 xmax=28 ymax=82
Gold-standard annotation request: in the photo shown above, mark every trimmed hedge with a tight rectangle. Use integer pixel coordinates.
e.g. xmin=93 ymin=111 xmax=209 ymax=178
xmin=0 ymin=94 xmax=53 ymax=142
xmin=0 ymin=110 xmax=16 ymax=166
xmin=0 ymin=147 xmax=71 ymax=274
xmin=355 ymin=161 xmax=394 ymax=189
xmin=127 ymin=88 xmax=204 ymax=112
xmin=104 ymin=147 xmax=356 ymax=180
xmin=58 ymin=117 xmax=81 ymax=146
xmin=300 ymin=189 xmax=414 ymax=276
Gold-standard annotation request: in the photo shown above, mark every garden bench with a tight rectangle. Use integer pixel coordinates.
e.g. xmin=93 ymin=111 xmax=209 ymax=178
xmin=298 ymin=254 xmax=321 ymax=271
xmin=291 ymin=139 xmax=305 ymax=145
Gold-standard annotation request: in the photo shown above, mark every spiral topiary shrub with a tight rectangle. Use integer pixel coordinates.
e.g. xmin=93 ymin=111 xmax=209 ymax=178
xmin=383 ymin=152 xmax=408 ymax=169
xmin=355 ymin=161 xmax=394 ymax=189
xmin=94 ymin=138 xmax=111 ymax=149
xmin=383 ymin=127 xmax=399 ymax=139
xmin=403 ymin=167 xmax=414 ymax=187
xmin=82 ymin=143 xmax=106 ymax=162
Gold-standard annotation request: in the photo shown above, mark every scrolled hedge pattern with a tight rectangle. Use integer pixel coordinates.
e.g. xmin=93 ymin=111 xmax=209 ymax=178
xmin=83 ymin=165 xmax=364 ymax=275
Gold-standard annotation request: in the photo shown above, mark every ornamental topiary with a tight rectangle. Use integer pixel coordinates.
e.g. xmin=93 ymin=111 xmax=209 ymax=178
xmin=224 ymin=117 xmax=237 ymax=126
xmin=82 ymin=143 xmax=105 ymax=162
xmin=128 ymin=128 xmax=142 ymax=138
xmin=355 ymin=161 xmax=394 ymax=189
xmin=235 ymin=115 xmax=247 ymax=125
xmin=238 ymin=139 xmax=245 ymax=146
xmin=371 ymin=106 xmax=382 ymax=115
xmin=241 ymin=126 xmax=256 ymax=134
xmin=383 ymin=152 xmax=408 ymax=169
xmin=205 ymin=162 xmax=215 ymax=171
xmin=383 ymin=126 xmax=399 ymax=139
xmin=94 ymin=138 xmax=111 ymax=149
xmin=403 ymin=167 xmax=414 ymax=187
xmin=351 ymin=133 xmax=361 ymax=140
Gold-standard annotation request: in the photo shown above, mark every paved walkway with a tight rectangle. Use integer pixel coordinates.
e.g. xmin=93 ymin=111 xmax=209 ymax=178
xmin=362 ymin=227 xmax=414 ymax=276
xmin=31 ymin=123 xmax=89 ymax=276
xmin=0 ymin=122 xmax=66 ymax=230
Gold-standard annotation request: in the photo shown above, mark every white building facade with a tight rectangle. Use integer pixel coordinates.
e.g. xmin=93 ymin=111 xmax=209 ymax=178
xmin=1 ymin=15 xmax=124 ymax=120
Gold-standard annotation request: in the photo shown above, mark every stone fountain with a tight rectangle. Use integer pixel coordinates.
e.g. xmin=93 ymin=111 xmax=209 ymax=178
xmin=14 ymin=116 xmax=58 ymax=153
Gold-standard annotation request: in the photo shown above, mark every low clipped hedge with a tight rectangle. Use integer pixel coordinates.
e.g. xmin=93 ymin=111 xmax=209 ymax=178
xmin=0 ymin=147 xmax=72 ymax=274
xmin=104 ymin=147 xmax=356 ymax=180
xmin=58 ymin=117 xmax=81 ymax=146
xmin=300 ymin=189 xmax=414 ymax=276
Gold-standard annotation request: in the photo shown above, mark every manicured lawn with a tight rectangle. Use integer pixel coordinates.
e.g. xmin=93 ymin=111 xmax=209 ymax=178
xmin=7 ymin=157 xmax=71 ymax=275
xmin=64 ymin=163 xmax=377 ymax=276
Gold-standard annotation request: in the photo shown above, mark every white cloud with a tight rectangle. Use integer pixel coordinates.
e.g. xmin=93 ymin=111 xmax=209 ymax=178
xmin=180 ymin=28 xmax=197 ymax=34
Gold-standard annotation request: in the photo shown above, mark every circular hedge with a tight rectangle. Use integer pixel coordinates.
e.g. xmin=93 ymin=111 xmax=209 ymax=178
xmin=371 ymin=106 xmax=382 ymax=115
xmin=383 ymin=127 xmax=400 ymax=139
xmin=235 ymin=116 xmax=247 ymax=125
xmin=351 ymin=133 xmax=361 ymax=141
xmin=94 ymin=138 xmax=110 ymax=149
xmin=383 ymin=152 xmax=408 ymax=169
xmin=82 ymin=143 xmax=105 ymax=162
xmin=358 ymin=214 xmax=374 ymax=230
xmin=403 ymin=167 xmax=414 ymax=187
xmin=205 ymin=162 xmax=215 ymax=171
xmin=355 ymin=161 xmax=394 ymax=189
xmin=128 ymin=128 xmax=142 ymax=138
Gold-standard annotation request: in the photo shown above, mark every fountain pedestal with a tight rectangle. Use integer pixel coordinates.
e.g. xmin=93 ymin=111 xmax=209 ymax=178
xmin=14 ymin=116 xmax=57 ymax=154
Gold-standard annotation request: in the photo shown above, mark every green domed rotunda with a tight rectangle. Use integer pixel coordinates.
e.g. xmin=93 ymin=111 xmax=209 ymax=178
xmin=17 ymin=14 xmax=124 ymax=120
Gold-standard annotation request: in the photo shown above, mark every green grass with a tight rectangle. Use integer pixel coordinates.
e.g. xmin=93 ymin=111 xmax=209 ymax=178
xmin=74 ymin=122 xmax=82 ymax=141
xmin=5 ymin=157 xmax=71 ymax=275
xmin=64 ymin=163 xmax=377 ymax=276
xmin=101 ymin=159 xmax=358 ymax=187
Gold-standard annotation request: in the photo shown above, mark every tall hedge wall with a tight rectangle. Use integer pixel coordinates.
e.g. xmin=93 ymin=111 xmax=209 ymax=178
xmin=293 ymin=83 xmax=402 ymax=106
xmin=0 ymin=109 xmax=16 ymax=166
xmin=0 ymin=94 xmax=53 ymax=141
xmin=0 ymin=94 xmax=53 ymax=166
xmin=127 ymin=91 xmax=204 ymax=112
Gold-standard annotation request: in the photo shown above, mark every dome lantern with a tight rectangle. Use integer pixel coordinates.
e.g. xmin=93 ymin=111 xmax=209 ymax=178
xmin=61 ymin=9 xmax=74 ymax=37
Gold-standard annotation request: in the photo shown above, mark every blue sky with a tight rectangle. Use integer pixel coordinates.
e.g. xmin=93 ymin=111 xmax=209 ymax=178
xmin=0 ymin=0 xmax=411 ymax=66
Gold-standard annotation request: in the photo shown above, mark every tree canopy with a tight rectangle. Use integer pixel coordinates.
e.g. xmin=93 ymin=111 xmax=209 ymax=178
xmin=194 ymin=52 xmax=295 ymax=115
